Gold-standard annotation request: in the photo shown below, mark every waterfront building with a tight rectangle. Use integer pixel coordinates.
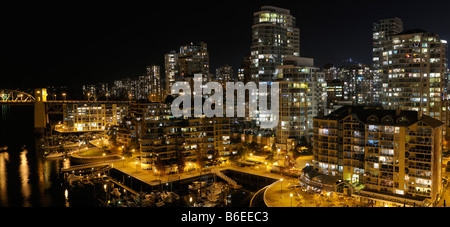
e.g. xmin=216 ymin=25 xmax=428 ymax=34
xmin=139 ymin=104 xmax=231 ymax=173
xmin=61 ymin=103 xmax=128 ymax=132
xmin=275 ymin=56 xmax=326 ymax=149
xmin=313 ymin=106 xmax=444 ymax=206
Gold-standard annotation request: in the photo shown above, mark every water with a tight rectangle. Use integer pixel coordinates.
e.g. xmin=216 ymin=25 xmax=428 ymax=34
xmin=0 ymin=105 xmax=66 ymax=207
xmin=0 ymin=105 xmax=275 ymax=207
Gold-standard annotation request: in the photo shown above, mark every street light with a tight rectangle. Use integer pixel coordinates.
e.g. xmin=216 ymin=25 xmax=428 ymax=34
xmin=280 ymin=178 xmax=284 ymax=194
xmin=290 ymin=193 xmax=293 ymax=207
xmin=62 ymin=93 xmax=66 ymax=101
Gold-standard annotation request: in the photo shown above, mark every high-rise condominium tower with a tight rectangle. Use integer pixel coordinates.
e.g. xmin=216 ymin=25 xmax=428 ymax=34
xmin=164 ymin=51 xmax=178 ymax=96
xmin=383 ymin=30 xmax=448 ymax=123
xmin=373 ymin=18 xmax=404 ymax=105
xmin=251 ymin=6 xmax=300 ymax=83
xmin=178 ymin=42 xmax=210 ymax=78
xmin=146 ymin=65 xmax=162 ymax=102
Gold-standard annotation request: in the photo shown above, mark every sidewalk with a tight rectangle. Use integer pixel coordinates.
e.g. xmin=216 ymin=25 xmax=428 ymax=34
xmin=113 ymin=160 xmax=285 ymax=187
xmin=264 ymin=180 xmax=300 ymax=207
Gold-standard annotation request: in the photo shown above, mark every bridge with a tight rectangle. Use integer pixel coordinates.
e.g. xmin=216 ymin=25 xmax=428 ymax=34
xmin=0 ymin=89 xmax=36 ymax=104
xmin=1 ymin=88 xmax=131 ymax=132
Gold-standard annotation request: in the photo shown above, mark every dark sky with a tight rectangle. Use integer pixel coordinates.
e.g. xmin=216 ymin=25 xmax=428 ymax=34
xmin=2 ymin=0 xmax=450 ymax=89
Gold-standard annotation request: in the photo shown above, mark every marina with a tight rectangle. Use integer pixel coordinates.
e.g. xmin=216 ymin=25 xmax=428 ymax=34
xmin=63 ymin=161 xmax=280 ymax=207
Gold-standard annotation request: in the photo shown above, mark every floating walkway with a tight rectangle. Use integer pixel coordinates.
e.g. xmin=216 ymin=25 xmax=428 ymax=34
xmin=61 ymin=159 xmax=123 ymax=172
xmin=211 ymin=169 xmax=242 ymax=189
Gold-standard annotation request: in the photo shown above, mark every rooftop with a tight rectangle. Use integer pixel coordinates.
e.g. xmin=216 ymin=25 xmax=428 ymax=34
xmin=316 ymin=106 xmax=444 ymax=128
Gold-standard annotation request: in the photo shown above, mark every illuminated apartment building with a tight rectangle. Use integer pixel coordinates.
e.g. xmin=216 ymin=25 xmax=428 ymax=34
xmin=238 ymin=54 xmax=252 ymax=84
xmin=139 ymin=105 xmax=231 ymax=172
xmin=178 ymin=42 xmax=210 ymax=79
xmin=164 ymin=51 xmax=179 ymax=96
xmin=251 ymin=6 xmax=300 ymax=83
xmin=250 ymin=6 xmax=301 ymax=125
xmin=373 ymin=17 xmax=404 ymax=105
xmin=146 ymin=65 xmax=163 ymax=102
xmin=215 ymin=65 xmax=234 ymax=88
xmin=383 ymin=30 xmax=448 ymax=124
xmin=62 ymin=103 xmax=128 ymax=132
xmin=324 ymin=64 xmax=374 ymax=109
xmin=313 ymin=106 xmax=444 ymax=206
xmin=275 ymin=57 xmax=326 ymax=149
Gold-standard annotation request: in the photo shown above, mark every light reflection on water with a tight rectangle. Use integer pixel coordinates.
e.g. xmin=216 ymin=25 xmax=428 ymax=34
xmin=0 ymin=152 xmax=9 ymax=206
xmin=19 ymin=149 xmax=31 ymax=207
xmin=0 ymin=105 xmax=66 ymax=207
xmin=0 ymin=147 xmax=66 ymax=207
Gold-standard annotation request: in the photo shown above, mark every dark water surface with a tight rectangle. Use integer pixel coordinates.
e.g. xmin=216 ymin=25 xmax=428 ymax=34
xmin=0 ymin=105 xmax=66 ymax=207
xmin=0 ymin=105 xmax=273 ymax=207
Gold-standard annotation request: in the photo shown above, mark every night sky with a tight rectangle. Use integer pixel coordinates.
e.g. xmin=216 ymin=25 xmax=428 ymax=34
xmin=2 ymin=0 xmax=450 ymax=89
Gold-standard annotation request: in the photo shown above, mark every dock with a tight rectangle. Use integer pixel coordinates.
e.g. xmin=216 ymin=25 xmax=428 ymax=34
xmin=108 ymin=177 xmax=139 ymax=195
xmin=61 ymin=159 xmax=124 ymax=173
xmin=110 ymin=161 xmax=283 ymax=194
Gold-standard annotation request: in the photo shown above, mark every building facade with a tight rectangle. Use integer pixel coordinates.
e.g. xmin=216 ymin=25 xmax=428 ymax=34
xmin=178 ymin=42 xmax=210 ymax=79
xmin=215 ymin=65 xmax=234 ymax=88
xmin=324 ymin=64 xmax=374 ymax=109
xmin=275 ymin=57 xmax=327 ymax=147
xmin=251 ymin=6 xmax=300 ymax=83
xmin=373 ymin=17 xmax=404 ymax=105
xmin=139 ymin=105 xmax=231 ymax=172
xmin=313 ymin=106 xmax=444 ymax=206
xmin=382 ymin=30 xmax=448 ymax=124
xmin=164 ymin=51 xmax=179 ymax=96
xmin=61 ymin=103 xmax=128 ymax=132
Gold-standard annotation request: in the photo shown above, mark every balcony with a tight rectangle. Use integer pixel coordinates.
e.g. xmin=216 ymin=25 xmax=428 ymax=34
xmin=408 ymin=140 xmax=432 ymax=146
xmin=408 ymin=157 xmax=432 ymax=163
xmin=409 ymin=131 xmax=432 ymax=137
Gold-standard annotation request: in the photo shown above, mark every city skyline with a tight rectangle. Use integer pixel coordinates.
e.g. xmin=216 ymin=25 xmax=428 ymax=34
xmin=2 ymin=0 xmax=450 ymax=211
xmin=2 ymin=0 xmax=450 ymax=89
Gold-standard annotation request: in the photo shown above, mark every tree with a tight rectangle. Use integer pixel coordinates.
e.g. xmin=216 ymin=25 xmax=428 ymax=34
xmin=248 ymin=142 xmax=262 ymax=154
xmin=122 ymin=146 xmax=133 ymax=159
xmin=289 ymin=148 xmax=302 ymax=160
xmin=176 ymin=151 xmax=186 ymax=174
xmin=109 ymin=132 xmax=118 ymax=147
xmin=237 ymin=146 xmax=250 ymax=160
xmin=265 ymin=152 xmax=276 ymax=164
xmin=284 ymin=152 xmax=297 ymax=172
xmin=129 ymin=137 xmax=140 ymax=150
xmin=195 ymin=147 xmax=206 ymax=171
xmin=299 ymin=136 xmax=311 ymax=149
xmin=210 ymin=150 xmax=220 ymax=166
xmin=155 ymin=156 xmax=166 ymax=176
xmin=271 ymin=143 xmax=278 ymax=153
